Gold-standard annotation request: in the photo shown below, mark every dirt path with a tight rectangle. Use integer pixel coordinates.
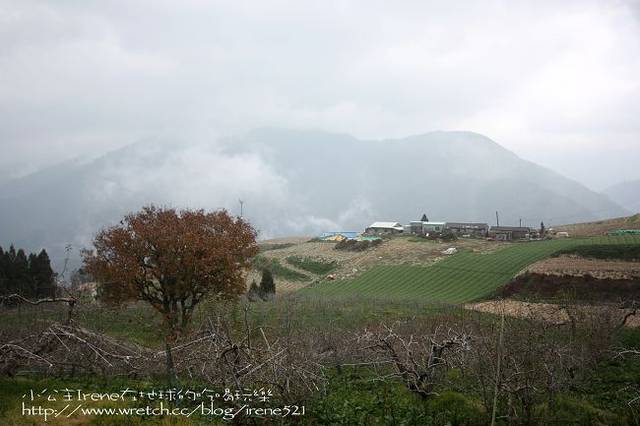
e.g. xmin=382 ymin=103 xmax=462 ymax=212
xmin=465 ymin=299 xmax=639 ymax=327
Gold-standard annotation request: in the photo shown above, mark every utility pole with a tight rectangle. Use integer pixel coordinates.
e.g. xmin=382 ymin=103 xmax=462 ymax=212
xmin=490 ymin=302 xmax=506 ymax=426
xmin=239 ymin=199 xmax=244 ymax=219
xmin=519 ymin=218 xmax=522 ymax=227
xmin=496 ymin=211 xmax=500 ymax=227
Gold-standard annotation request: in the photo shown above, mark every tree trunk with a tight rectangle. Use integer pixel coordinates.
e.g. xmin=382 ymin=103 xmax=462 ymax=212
xmin=165 ymin=337 xmax=178 ymax=387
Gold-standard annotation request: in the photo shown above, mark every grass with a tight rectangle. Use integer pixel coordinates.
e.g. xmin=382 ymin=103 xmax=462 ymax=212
xmin=252 ymin=255 xmax=309 ymax=281
xmin=626 ymin=213 xmax=640 ymax=224
xmin=2 ymin=295 xmax=638 ymax=424
xmin=302 ymin=235 xmax=640 ymax=303
xmin=258 ymin=242 xmax=296 ymax=252
xmin=3 ymin=235 xmax=640 ymax=423
xmin=0 ymin=375 xmax=224 ymax=425
xmin=1 ymin=302 xmax=166 ymax=348
xmin=79 ymin=303 xmax=165 ymax=347
xmin=241 ymin=295 xmax=470 ymax=331
xmin=285 ymin=256 xmax=337 ymax=275
xmin=0 ymin=298 xmax=500 ymax=426
xmin=407 ymin=236 xmax=433 ymax=243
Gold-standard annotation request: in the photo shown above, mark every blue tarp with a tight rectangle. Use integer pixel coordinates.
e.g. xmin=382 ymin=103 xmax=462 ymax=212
xmin=319 ymin=231 xmax=360 ymax=239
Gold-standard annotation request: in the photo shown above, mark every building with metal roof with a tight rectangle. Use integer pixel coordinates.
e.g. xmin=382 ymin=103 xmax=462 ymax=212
xmin=365 ymin=222 xmax=404 ymax=235
xmin=489 ymin=226 xmax=531 ymax=241
xmin=446 ymin=222 xmax=489 ymax=237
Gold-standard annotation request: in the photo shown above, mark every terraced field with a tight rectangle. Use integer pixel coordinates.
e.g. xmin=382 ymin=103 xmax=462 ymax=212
xmin=302 ymin=235 xmax=640 ymax=303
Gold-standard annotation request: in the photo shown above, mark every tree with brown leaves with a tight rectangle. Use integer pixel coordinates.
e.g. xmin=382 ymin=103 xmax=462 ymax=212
xmin=82 ymin=205 xmax=258 ymax=383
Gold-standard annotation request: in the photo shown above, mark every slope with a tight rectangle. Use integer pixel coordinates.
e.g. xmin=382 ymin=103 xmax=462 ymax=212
xmin=302 ymin=235 xmax=640 ymax=303
xmin=604 ymin=179 xmax=640 ymax=213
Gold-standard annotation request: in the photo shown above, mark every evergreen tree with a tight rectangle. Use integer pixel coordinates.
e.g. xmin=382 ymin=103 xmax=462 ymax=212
xmin=28 ymin=253 xmax=39 ymax=297
xmin=4 ymin=245 xmax=17 ymax=294
xmin=0 ymin=246 xmax=6 ymax=295
xmin=12 ymin=249 xmax=32 ymax=296
xmin=421 ymin=213 xmax=429 ymax=222
xmin=259 ymin=268 xmax=275 ymax=297
xmin=7 ymin=245 xmax=16 ymax=262
xmin=0 ymin=245 xmax=56 ymax=298
xmin=31 ymin=249 xmax=56 ymax=298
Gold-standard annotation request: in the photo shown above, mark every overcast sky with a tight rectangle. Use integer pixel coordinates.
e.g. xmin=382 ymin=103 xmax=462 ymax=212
xmin=1 ymin=0 xmax=639 ymax=189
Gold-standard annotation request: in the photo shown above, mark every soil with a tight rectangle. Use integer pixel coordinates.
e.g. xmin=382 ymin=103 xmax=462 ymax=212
xmin=499 ymin=272 xmax=640 ymax=303
xmin=526 ymin=255 xmax=640 ymax=280
xmin=465 ymin=299 xmax=640 ymax=328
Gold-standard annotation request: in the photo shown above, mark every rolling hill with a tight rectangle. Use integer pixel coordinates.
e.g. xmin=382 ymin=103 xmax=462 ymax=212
xmin=301 ymin=235 xmax=640 ymax=302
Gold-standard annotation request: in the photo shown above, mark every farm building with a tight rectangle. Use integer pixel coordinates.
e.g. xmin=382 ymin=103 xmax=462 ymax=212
xmin=489 ymin=226 xmax=531 ymax=241
xmin=407 ymin=221 xmax=424 ymax=234
xmin=422 ymin=222 xmax=447 ymax=234
xmin=405 ymin=221 xmax=447 ymax=235
xmin=365 ymin=222 xmax=404 ymax=235
xmin=445 ymin=222 xmax=489 ymax=237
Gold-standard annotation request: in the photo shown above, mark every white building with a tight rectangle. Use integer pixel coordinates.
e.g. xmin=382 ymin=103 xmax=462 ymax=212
xmin=365 ymin=221 xmax=404 ymax=235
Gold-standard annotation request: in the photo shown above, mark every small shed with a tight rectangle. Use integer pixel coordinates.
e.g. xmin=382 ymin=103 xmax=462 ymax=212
xmin=406 ymin=221 xmax=447 ymax=235
xmin=489 ymin=226 xmax=531 ymax=241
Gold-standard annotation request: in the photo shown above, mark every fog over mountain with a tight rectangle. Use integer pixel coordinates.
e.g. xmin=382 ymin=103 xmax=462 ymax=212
xmin=0 ymin=129 xmax=627 ymax=271
xmin=2 ymin=1 xmax=640 ymax=191
xmin=604 ymin=180 xmax=640 ymax=213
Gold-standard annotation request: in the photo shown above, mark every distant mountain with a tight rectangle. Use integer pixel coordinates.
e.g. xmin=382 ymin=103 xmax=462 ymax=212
xmin=603 ymin=180 xmax=640 ymax=213
xmin=0 ymin=129 xmax=628 ymax=270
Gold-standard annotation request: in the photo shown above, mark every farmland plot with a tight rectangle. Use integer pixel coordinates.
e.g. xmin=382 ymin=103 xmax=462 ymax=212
xmin=303 ymin=236 xmax=640 ymax=303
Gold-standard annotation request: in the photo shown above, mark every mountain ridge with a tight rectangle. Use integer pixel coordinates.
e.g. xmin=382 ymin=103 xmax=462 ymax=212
xmin=603 ymin=179 xmax=640 ymax=213
xmin=0 ymin=129 xmax=628 ymax=270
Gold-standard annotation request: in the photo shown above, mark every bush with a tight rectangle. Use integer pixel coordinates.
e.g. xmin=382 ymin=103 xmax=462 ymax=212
xmin=426 ymin=391 xmax=486 ymax=426
xmin=534 ymin=395 xmax=623 ymax=425
xmin=259 ymin=268 xmax=275 ymax=296
xmin=334 ymin=239 xmax=382 ymax=252
xmin=247 ymin=280 xmax=262 ymax=302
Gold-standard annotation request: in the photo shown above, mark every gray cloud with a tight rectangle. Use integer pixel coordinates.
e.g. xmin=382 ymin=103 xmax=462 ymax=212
xmin=1 ymin=0 xmax=639 ymax=188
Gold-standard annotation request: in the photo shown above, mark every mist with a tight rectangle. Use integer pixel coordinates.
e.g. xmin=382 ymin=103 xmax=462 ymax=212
xmin=1 ymin=0 xmax=639 ymax=189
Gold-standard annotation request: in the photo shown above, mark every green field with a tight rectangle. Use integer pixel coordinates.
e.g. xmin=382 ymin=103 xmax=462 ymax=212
xmin=303 ymin=235 xmax=640 ymax=303
xmin=252 ymin=255 xmax=310 ymax=281
xmin=286 ymin=255 xmax=337 ymax=275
